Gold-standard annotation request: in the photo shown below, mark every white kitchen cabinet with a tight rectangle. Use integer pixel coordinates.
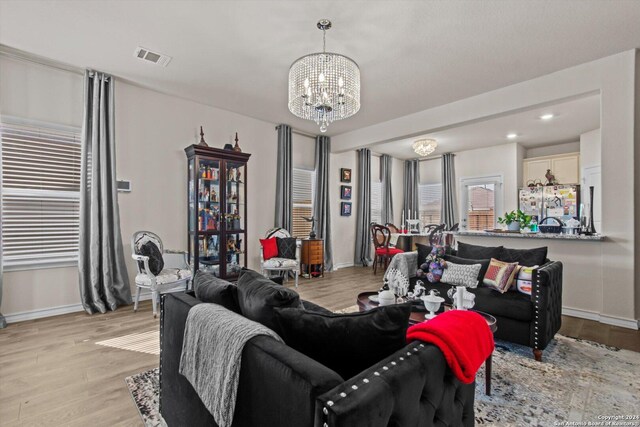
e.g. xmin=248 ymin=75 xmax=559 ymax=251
xmin=523 ymin=152 xmax=580 ymax=186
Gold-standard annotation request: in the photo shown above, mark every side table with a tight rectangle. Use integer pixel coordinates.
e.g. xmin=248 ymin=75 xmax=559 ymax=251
xmin=301 ymin=238 xmax=324 ymax=279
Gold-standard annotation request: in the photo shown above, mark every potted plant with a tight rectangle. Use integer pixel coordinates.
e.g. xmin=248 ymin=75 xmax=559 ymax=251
xmin=497 ymin=209 xmax=532 ymax=231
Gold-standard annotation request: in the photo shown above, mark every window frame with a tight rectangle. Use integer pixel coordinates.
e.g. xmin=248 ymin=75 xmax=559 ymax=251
xmin=291 ymin=167 xmax=315 ymax=238
xmin=1 ymin=115 xmax=82 ymax=271
xmin=459 ymin=174 xmax=503 ymax=231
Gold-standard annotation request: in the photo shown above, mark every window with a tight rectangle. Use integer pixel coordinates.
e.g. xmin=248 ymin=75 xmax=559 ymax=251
xmin=419 ymin=183 xmax=442 ymax=225
xmin=370 ymin=180 xmax=382 ymax=224
xmin=1 ymin=117 xmax=82 ymax=269
xmin=291 ymin=168 xmax=314 ymax=238
xmin=460 ymin=176 xmax=503 ymax=231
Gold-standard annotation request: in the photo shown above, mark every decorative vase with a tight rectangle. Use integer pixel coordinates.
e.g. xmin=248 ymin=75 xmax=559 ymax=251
xmin=584 ymin=186 xmax=597 ymax=235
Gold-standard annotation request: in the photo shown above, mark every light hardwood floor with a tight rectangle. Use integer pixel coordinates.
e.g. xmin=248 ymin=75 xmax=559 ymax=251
xmin=0 ymin=266 xmax=638 ymax=426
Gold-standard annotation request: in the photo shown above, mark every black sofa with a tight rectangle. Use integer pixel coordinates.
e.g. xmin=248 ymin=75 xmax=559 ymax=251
xmin=406 ymin=243 xmax=563 ymax=361
xmin=160 ymin=291 xmax=475 ymax=427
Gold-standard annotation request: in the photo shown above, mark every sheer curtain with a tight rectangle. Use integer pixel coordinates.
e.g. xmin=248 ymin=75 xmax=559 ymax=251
xmin=380 ymin=154 xmax=394 ymax=225
xmin=313 ymin=136 xmax=333 ymax=271
xmin=78 ymin=70 xmax=131 ymax=314
xmin=274 ymin=124 xmax=292 ymax=232
xmin=403 ymin=159 xmax=420 ymax=222
xmin=354 ymin=148 xmax=372 ymax=266
xmin=441 ymin=153 xmax=458 ymax=228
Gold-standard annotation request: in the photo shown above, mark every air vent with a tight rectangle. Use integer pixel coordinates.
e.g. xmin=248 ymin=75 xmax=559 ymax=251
xmin=134 ymin=47 xmax=172 ymax=67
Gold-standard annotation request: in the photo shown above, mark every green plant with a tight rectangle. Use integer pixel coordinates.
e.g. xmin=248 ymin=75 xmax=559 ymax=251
xmin=497 ymin=209 xmax=533 ymax=229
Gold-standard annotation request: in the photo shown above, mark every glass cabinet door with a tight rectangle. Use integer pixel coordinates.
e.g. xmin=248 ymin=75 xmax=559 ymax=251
xmin=196 ymin=158 xmax=222 ymax=276
xmin=224 ymin=160 xmax=246 ymax=278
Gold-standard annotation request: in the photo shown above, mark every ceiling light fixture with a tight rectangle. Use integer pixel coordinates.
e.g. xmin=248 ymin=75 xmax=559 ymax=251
xmin=412 ymin=139 xmax=438 ymax=157
xmin=506 ymin=133 xmax=518 ymax=139
xmin=539 ymin=113 xmax=554 ymax=120
xmin=288 ymin=19 xmax=361 ymax=133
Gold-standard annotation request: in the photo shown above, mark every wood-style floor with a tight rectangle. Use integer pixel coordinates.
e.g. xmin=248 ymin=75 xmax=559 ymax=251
xmin=0 ymin=266 xmax=638 ymax=426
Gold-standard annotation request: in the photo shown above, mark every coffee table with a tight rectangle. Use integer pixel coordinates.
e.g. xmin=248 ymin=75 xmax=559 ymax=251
xmin=357 ymin=291 xmax=497 ymax=395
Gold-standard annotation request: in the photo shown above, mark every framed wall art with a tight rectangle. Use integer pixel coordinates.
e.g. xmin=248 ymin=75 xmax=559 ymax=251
xmin=341 ymin=202 xmax=352 ymax=216
xmin=341 ymin=185 xmax=352 ymax=200
xmin=340 ymin=168 xmax=352 ymax=183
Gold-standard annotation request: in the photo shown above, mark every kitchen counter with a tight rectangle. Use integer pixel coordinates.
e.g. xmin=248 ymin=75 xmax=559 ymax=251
xmin=449 ymin=230 xmax=604 ymax=241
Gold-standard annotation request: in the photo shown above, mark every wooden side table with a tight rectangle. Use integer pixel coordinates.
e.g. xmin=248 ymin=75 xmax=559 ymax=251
xmin=301 ymin=239 xmax=324 ymax=279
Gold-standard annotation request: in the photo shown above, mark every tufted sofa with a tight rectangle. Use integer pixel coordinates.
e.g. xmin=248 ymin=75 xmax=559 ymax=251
xmin=160 ymin=292 xmax=475 ymax=427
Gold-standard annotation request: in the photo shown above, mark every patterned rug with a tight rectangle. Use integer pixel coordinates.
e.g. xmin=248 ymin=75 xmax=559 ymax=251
xmin=126 ymin=335 xmax=640 ymax=426
xmin=96 ymin=330 xmax=160 ymax=355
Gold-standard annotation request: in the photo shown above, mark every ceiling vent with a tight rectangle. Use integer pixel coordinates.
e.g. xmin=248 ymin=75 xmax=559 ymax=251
xmin=134 ymin=47 xmax=172 ymax=67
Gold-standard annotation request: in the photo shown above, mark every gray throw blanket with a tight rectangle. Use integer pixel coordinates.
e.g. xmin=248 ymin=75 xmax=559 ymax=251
xmin=384 ymin=251 xmax=418 ymax=289
xmin=179 ymin=304 xmax=282 ymax=427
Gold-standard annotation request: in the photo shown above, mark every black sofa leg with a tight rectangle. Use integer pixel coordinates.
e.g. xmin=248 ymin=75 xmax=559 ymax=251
xmin=533 ymin=348 xmax=542 ymax=362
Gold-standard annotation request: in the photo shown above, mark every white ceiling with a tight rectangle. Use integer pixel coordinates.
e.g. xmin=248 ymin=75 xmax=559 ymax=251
xmin=373 ymin=94 xmax=600 ymax=159
xmin=0 ymin=1 xmax=638 ymax=136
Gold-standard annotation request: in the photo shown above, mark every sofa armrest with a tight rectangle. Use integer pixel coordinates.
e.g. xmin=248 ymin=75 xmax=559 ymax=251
xmin=316 ymin=342 xmax=475 ymax=427
xmin=530 ymin=261 xmax=563 ymax=350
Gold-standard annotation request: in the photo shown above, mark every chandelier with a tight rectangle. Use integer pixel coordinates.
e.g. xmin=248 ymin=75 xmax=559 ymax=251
xmin=412 ymin=139 xmax=438 ymax=157
xmin=288 ymin=19 xmax=361 ymax=133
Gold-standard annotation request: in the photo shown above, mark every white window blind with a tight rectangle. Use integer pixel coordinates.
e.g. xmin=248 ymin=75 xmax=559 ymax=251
xmin=1 ymin=118 xmax=82 ymax=268
xmin=419 ymin=183 xmax=442 ymax=225
xmin=292 ymin=168 xmax=314 ymax=238
xmin=371 ymin=181 xmax=382 ymax=224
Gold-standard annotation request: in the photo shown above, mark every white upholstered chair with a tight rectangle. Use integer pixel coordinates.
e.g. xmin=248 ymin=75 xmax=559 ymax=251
xmin=259 ymin=228 xmax=301 ymax=288
xmin=131 ymin=231 xmax=192 ymax=317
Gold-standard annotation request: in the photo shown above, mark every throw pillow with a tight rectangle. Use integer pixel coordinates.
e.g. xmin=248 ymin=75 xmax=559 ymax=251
xmin=193 ymin=271 xmax=240 ymax=313
xmin=137 ymin=241 xmax=164 ymax=275
xmin=483 ymin=258 xmax=520 ymax=293
xmin=237 ymin=269 xmax=301 ymax=334
xmin=515 ymin=265 xmax=539 ymax=295
xmin=276 ymin=237 xmax=297 ymax=260
xmin=259 ymin=237 xmax=278 ymax=260
xmin=441 ymin=262 xmax=482 ymax=288
xmin=416 ymin=243 xmax=432 ymax=265
xmin=443 ymin=255 xmax=491 ymax=283
xmin=499 ymin=246 xmax=548 ymax=267
xmin=457 ymin=242 xmax=503 ymax=260
xmin=274 ymin=304 xmax=411 ymax=380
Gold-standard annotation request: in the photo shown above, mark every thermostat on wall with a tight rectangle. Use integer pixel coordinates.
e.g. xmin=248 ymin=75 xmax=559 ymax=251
xmin=117 ymin=180 xmax=131 ymax=192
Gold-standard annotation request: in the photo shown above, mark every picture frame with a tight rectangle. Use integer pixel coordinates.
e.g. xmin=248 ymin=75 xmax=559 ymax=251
xmin=340 ymin=185 xmax=352 ymax=200
xmin=341 ymin=202 xmax=352 ymax=216
xmin=340 ymin=168 xmax=352 ymax=183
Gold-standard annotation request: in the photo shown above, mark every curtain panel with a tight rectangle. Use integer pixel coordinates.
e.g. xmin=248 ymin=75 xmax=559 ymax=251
xmin=403 ymin=160 xmax=420 ymax=222
xmin=354 ymin=148 xmax=372 ymax=266
xmin=0 ymin=128 xmax=5 ymax=328
xmin=380 ymin=154 xmax=394 ymax=225
xmin=78 ymin=70 xmax=132 ymax=314
xmin=441 ymin=153 xmax=458 ymax=228
xmin=313 ymin=135 xmax=333 ymax=271
xmin=275 ymin=124 xmax=293 ymax=232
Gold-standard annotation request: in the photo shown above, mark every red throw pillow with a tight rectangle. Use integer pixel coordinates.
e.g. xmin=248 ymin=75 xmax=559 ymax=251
xmin=260 ymin=237 xmax=278 ymax=260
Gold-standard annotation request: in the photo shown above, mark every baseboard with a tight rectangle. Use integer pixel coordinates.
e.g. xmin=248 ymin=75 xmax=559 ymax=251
xmin=5 ymin=291 xmax=156 ymax=324
xmin=333 ymin=262 xmax=355 ymax=270
xmin=562 ymin=307 xmax=639 ymax=330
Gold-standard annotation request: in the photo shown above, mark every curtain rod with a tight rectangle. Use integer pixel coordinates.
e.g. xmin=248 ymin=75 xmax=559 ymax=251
xmin=0 ymin=44 xmax=84 ymax=76
xmin=274 ymin=125 xmax=317 ymax=139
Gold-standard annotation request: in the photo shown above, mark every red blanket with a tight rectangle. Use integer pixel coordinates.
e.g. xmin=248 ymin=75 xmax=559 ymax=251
xmin=406 ymin=310 xmax=494 ymax=384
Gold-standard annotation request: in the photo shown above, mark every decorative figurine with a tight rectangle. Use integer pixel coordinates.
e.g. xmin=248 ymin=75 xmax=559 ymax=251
xmin=545 ymin=169 xmax=557 ymax=185
xmin=198 ymin=126 xmax=208 ymax=147
xmin=233 ymin=132 xmax=242 ymax=152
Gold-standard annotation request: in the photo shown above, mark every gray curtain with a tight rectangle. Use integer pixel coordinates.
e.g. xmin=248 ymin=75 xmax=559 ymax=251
xmin=403 ymin=160 xmax=420 ymax=222
xmin=441 ymin=153 xmax=458 ymax=228
xmin=313 ymin=136 xmax=333 ymax=271
xmin=274 ymin=124 xmax=292 ymax=232
xmin=354 ymin=148 xmax=372 ymax=266
xmin=0 ymin=131 xmax=5 ymax=327
xmin=380 ymin=154 xmax=394 ymax=225
xmin=78 ymin=70 xmax=131 ymax=314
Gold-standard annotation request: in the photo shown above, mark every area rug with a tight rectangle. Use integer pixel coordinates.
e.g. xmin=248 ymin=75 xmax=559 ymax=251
xmin=96 ymin=330 xmax=160 ymax=355
xmin=126 ymin=334 xmax=640 ymax=426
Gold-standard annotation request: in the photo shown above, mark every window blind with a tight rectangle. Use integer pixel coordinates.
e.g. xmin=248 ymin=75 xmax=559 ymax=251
xmin=1 ymin=119 xmax=82 ymax=268
xmin=292 ymin=168 xmax=314 ymax=238
xmin=419 ymin=183 xmax=442 ymax=225
xmin=371 ymin=181 xmax=382 ymax=224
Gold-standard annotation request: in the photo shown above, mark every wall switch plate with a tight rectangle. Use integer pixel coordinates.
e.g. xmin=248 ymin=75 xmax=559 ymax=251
xmin=117 ymin=180 xmax=131 ymax=192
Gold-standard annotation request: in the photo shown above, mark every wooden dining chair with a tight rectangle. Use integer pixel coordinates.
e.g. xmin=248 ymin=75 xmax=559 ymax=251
xmin=370 ymin=224 xmax=404 ymax=274
xmin=385 ymin=223 xmax=401 ymax=234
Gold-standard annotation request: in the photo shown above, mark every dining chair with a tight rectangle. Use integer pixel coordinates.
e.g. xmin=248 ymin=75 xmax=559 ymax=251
xmin=370 ymin=224 xmax=404 ymax=274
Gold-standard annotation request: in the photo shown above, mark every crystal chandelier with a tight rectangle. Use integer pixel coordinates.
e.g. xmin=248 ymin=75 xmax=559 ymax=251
xmin=288 ymin=19 xmax=361 ymax=133
xmin=412 ymin=139 xmax=438 ymax=157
